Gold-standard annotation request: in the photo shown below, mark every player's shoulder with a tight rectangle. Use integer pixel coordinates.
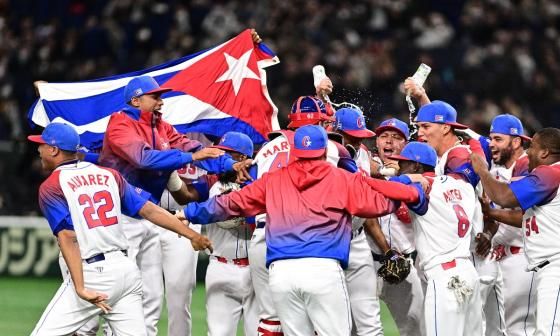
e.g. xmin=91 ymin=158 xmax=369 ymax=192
xmin=39 ymin=170 xmax=63 ymax=197
xmin=513 ymin=154 xmax=530 ymax=177
xmin=448 ymin=145 xmax=471 ymax=159
xmin=531 ymin=163 xmax=560 ymax=181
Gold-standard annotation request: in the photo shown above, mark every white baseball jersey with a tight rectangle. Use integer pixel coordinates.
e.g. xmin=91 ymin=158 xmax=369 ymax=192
xmin=490 ymin=154 xmax=529 ymax=247
xmin=38 ymin=161 xmax=149 ymax=259
xmin=509 ymin=162 xmax=560 ymax=269
xmin=206 ymin=181 xmax=252 ymax=259
xmin=411 ymin=174 xmax=481 ymax=271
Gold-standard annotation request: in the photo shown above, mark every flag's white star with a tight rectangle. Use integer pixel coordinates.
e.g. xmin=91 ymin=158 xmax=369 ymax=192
xmin=215 ymin=50 xmax=260 ymax=95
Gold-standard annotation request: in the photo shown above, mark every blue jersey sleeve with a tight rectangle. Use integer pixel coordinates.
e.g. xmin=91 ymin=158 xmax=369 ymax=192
xmin=38 ymin=174 xmax=75 ymax=235
xmin=120 ymin=181 xmax=151 ymax=218
xmin=192 ymin=154 xmax=235 ymax=174
xmin=82 ymin=152 xmax=100 ymax=164
xmin=191 ymin=178 xmax=211 ymax=202
xmin=388 ymin=175 xmax=428 ymax=215
xmin=509 ymin=165 xmax=560 ymax=211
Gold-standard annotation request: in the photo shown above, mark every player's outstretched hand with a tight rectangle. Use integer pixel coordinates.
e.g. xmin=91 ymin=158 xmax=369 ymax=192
xmin=190 ymin=233 xmax=213 ymax=253
xmin=470 ymin=153 xmax=487 ymax=175
xmin=233 ymin=159 xmax=253 ymax=183
xmin=475 ymin=232 xmax=492 ymax=258
xmin=316 ymin=77 xmax=333 ymax=97
xmin=76 ymin=288 xmax=112 ymax=314
xmin=383 ymin=160 xmax=400 ymax=174
xmin=192 ymin=147 xmax=225 ymax=161
xmin=250 ymin=29 xmax=262 ymax=44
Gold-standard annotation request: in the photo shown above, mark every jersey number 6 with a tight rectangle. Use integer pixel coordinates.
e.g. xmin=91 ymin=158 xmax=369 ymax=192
xmin=78 ymin=190 xmax=118 ymax=229
xmin=453 ymin=204 xmax=470 ymax=238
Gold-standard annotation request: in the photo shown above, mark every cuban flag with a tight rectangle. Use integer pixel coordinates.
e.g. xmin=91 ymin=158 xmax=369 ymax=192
xmin=28 ymin=29 xmax=280 ymax=149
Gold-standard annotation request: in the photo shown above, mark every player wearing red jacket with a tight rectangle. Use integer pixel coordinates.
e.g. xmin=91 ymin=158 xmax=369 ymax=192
xmin=179 ymin=125 xmax=424 ymax=336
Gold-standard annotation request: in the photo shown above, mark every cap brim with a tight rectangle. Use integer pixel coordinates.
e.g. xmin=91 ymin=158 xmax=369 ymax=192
xmin=520 ymin=135 xmax=532 ymax=141
xmin=387 ymin=154 xmax=412 ymax=162
xmin=291 ymin=148 xmax=326 ymax=158
xmin=446 ymin=122 xmax=469 ymax=129
xmin=212 ymin=145 xmax=241 ymax=154
xmin=145 ymin=87 xmax=172 ymax=96
xmin=374 ymin=126 xmax=407 ymax=139
xmin=27 ymin=135 xmax=46 ymax=144
xmin=342 ymin=129 xmax=376 ymax=138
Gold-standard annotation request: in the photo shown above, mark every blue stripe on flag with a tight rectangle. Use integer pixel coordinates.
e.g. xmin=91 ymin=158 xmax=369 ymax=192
xmin=174 ymin=118 xmax=266 ymax=144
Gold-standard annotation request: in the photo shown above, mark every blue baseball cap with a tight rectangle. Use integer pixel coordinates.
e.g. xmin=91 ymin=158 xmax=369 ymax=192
xmin=27 ymin=123 xmax=80 ymax=152
xmin=490 ymin=114 xmax=531 ymax=141
xmin=335 ymin=108 xmax=375 ymax=138
xmin=213 ymin=131 xmax=254 ymax=157
xmin=374 ymin=118 xmax=410 ymax=139
xmin=124 ymin=75 xmax=172 ymax=103
xmin=416 ymin=100 xmax=468 ymax=129
xmin=292 ymin=125 xmax=328 ymax=158
xmin=389 ymin=141 xmax=437 ymax=167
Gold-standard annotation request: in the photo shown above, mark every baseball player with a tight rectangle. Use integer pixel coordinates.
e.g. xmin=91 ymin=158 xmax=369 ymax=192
xmin=27 ymin=123 xmax=212 ymax=336
xmin=98 ymin=75 xmax=252 ymax=335
xmin=388 ymin=141 xmax=483 ymax=336
xmin=333 ymin=107 xmax=383 ymax=335
xmin=408 ymin=86 xmax=506 ymax=335
xmin=179 ymin=125 xmax=426 ymax=336
xmin=462 ymin=114 xmax=534 ymax=336
xmin=179 ymin=131 xmax=258 ymax=336
xmin=364 ymin=117 xmax=425 ymax=336
xmin=247 ymin=94 xmax=357 ymax=336
xmin=471 ymin=127 xmax=560 ymax=335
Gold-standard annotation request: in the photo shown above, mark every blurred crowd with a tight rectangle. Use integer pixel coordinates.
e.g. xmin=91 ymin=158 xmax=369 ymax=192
xmin=1 ymin=0 xmax=559 ymax=214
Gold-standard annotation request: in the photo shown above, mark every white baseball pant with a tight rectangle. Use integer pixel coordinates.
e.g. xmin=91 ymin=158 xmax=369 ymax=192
xmin=269 ymin=258 xmax=352 ymax=336
xmin=532 ymin=259 xmax=560 ymax=336
xmin=31 ymin=251 xmax=146 ymax=336
xmin=248 ymin=228 xmax=283 ymax=335
xmin=374 ymin=255 xmax=424 ymax=336
xmin=206 ymin=257 xmax=258 ymax=336
xmin=423 ymin=258 xmax=482 ymax=336
xmin=59 ymin=253 xmax=108 ymax=336
xmin=471 ymin=253 xmax=507 ymax=336
xmin=499 ymin=247 xmax=536 ymax=336
xmin=158 ymin=224 xmax=200 ymax=336
xmin=345 ymin=231 xmax=383 ymax=336
xmin=119 ymin=216 xmax=163 ymax=336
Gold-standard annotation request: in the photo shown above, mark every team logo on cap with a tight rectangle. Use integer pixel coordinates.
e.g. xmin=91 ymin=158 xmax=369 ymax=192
xmin=435 ymin=115 xmax=444 ymax=122
xmin=357 ymin=116 xmax=364 ymax=129
xmin=134 ymin=88 xmax=143 ymax=96
xmin=302 ymin=136 xmax=312 ymax=148
xmin=510 ymin=128 xmax=519 ymax=135
xmin=220 ymin=134 xmax=227 ymax=144
xmin=387 ymin=120 xmax=396 ymax=126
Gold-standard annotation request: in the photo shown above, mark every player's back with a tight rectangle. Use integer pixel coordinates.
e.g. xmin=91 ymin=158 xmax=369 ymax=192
xmin=412 ymin=174 xmax=479 ymax=271
xmin=40 ymin=161 xmax=129 ymax=259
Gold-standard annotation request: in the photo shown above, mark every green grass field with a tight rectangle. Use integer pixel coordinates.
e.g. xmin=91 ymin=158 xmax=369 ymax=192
xmin=0 ymin=277 xmax=399 ymax=335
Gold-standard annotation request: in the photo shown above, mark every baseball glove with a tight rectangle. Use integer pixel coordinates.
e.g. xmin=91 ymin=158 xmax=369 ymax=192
xmin=377 ymin=250 xmax=411 ymax=285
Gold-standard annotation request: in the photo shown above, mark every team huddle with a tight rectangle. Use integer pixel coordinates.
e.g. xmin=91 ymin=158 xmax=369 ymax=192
xmin=27 ymin=53 xmax=560 ymax=336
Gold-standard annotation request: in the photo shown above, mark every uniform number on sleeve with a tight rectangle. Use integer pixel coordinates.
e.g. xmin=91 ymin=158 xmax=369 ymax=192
xmin=453 ymin=204 xmax=470 ymax=238
xmin=524 ymin=216 xmax=539 ymax=237
xmin=78 ymin=190 xmax=118 ymax=229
